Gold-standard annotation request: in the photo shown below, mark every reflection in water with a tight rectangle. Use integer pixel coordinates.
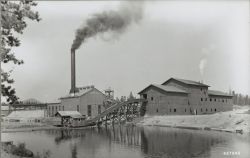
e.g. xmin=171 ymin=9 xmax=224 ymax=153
xmin=2 ymin=126 xmax=250 ymax=158
xmin=51 ymin=130 xmax=86 ymax=145
xmin=140 ymin=127 xmax=227 ymax=158
xmin=71 ymin=143 xmax=77 ymax=158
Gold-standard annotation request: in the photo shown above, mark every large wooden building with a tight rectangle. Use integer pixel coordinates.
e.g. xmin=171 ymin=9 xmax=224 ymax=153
xmin=47 ymin=85 xmax=107 ymax=118
xmin=138 ymin=78 xmax=233 ymax=115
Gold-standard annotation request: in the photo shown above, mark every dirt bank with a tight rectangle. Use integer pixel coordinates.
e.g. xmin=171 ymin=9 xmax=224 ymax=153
xmin=137 ymin=105 xmax=250 ymax=134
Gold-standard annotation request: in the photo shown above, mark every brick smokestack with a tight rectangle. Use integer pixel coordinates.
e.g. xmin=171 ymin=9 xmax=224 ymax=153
xmin=70 ymin=49 xmax=78 ymax=94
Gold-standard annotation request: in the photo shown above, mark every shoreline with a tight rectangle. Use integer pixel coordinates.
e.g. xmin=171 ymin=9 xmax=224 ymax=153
xmin=137 ymin=123 xmax=245 ymax=134
xmin=1 ymin=122 xmax=249 ymax=136
xmin=136 ymin=106 xmax=250 ymax=135
xmin=1 ymin=125 xmax=96 ymax=133
xmin=2 ymin=106 xmax=249 ymax=135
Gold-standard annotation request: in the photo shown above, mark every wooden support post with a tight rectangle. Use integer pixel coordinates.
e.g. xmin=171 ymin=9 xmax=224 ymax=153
xmin=61 ymin=117 xmax=63 ymax=127
xmin=105 ymin=115 xmax=108 ymax=127
xmin=118 ymin=108 xmax=121 ymax=124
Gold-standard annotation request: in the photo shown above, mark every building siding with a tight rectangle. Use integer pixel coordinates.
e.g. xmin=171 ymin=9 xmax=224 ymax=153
xmin=141 ymin=79 xmax=233 ymax=115
xmin=47 ymin=88 xmax=106 ymax=118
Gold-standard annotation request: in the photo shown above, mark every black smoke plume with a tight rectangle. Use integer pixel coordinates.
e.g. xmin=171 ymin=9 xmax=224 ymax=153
xmin=71 ymin=2 xmax=143 ymax=51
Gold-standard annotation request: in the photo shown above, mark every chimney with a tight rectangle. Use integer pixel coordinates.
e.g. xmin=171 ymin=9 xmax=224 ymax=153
xmin=70 ymin=50 xmax=79 ymax=94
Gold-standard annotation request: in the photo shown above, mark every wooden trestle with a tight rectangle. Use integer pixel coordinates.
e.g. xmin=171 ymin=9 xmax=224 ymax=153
xmin=87 ymin=98 xmax=147 ymax=126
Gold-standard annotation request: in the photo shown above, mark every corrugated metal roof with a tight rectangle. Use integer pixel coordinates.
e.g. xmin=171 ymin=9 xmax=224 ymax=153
xmin=163 ymin=78 xmax=209 ymax=87
xmin=208 ymin=90 xmax=233 ymax=97
xmin=138 ymin=84 xmax=187 ymax=94
xmin=55 ymin=111 xmax=82 ymax=118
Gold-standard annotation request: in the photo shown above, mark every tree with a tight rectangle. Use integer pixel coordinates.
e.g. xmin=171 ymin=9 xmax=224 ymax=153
xmin=128 ymin=91 xmax=135 ymax=100
xmin=1 ymin=0 xmax=40 ymax=104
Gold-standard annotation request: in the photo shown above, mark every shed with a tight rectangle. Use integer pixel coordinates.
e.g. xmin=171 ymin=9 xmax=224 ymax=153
xmin=55 ymin=111 xmax=86 ymax=127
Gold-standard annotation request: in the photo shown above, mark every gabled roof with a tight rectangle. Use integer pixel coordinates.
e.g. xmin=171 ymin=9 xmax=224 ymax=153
xmin=208 ymin=90 xmax=233 ymax=97
xmin=60 ymin=86 xmax=106 ymax=99
xmin=162 ymin=78 xmax=209 ymax=87
xmin=55 ymin=111 xmax=83 ymax=118
xmin=138 ymin=84 xmax=188 ymax=94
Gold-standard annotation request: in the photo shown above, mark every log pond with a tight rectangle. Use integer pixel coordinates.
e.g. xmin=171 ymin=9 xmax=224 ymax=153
xmin=2 ymin=126 xmax=250 ymax=158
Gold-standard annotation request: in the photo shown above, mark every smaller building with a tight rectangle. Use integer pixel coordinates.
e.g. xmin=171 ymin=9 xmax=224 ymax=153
xmin=4 ymin=110 xmax=45 ymax=123
xmin=47 ymin=85 xmax=107 ymax=119
xmin=55 ymin=111 xmax=86 ymax=127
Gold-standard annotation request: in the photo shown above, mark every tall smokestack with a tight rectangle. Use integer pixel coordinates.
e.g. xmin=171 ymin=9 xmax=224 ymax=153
xmin=70 ymin=49 xmax=78 ymax=94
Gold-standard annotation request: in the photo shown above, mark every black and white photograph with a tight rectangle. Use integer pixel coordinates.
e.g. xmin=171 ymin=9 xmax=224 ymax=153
xmin=0 ymin=0 xmax=250 ymax=158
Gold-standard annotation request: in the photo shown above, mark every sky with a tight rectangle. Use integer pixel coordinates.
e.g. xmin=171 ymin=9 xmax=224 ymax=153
xmin=3 ymin=0 xmax=250 ymax=102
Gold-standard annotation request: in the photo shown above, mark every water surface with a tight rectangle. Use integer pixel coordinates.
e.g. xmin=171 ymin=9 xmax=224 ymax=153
xmin=2 ymin=126 xmax=250 ymax=158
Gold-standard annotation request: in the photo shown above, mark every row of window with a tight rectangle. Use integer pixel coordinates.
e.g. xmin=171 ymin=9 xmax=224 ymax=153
xmin=149 ymin=96 xmax=228 ymax=105
xmin=48 ymin=106 xmax=64 ymax=112
xmin=201 ymin=98 xmax=228 ymax=103
xmin=156 ymin=108 xmax=217 ymax=113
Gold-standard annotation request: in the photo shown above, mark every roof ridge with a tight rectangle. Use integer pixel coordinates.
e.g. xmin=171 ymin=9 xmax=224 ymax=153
xmin=162 ymin=77 xmax=210 ymax=87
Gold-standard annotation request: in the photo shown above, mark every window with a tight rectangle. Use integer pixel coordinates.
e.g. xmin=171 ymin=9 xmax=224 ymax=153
xmin=52 ymin=106 xmax=54 ymax=115
xmin=222 ymin=99 xmax=224 ymax=102
xmin=98 ymin=105 xmax=101 ymax=114
xmin=200 ymin=88 xmax=202 ymax=91
xmin=201 ymin=98 xmax=203 ymax=101
xmin=156 ymin=109 xmax=158 ymax=113
xmin=77 ymin=105 xmax=80 ymax=112
xmin=188 ymin=101 xmax=190 ymax=105
xmin=214 ymin=99 xmax=216 ymax=102
xmin=215 ymin=108 xmax=217 ymax=112
xmin=211 ymin=108 xmax=212 ymax=112
xmin=210 ymin=98 xmax=212 ymax=102
xmin=62 ymin=106 xmax=64 ymax=111
xmin=55 ymin=106 xmax=57 ymax=112
xmin=87 ymin=105 xmax=92 ymax=116
xmin=185 ymin=109 xmax=186 ymax=112
xmin=170 ymin=109 xmax=171 ymax=112
xmin=201 ymin=108 xmax=203 ymax=112
xmin=174 ymin=108 xmax=176 ymax=112
xmin=151 ymin=97 xmax=154 ymax=101
xmin=206 ymin=108 xmax=208 ymax=112
xmin=143 ymin=94 xmax=147 ymax=99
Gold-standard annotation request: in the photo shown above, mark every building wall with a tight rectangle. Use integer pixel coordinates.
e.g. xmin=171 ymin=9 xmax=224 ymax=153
xmin=47 ymin=88 xmax=106 ymax=118
xmin=47 ymin=103 xmax=62 ymax=117
xmin=79 ymin=89 xmax=106 ymax=118
xmin=141 ymin=81 xmax=233 ymax=116
xmin=141 ymin=87 xmax=189 ymax=115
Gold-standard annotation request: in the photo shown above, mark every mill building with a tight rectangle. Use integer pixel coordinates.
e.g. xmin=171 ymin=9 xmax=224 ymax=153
xmin=138 ymin=78 xmax=233 ymax=115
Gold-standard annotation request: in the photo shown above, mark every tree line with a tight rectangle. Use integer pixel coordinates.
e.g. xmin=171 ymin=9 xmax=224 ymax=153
xmin=231 ymin=91 xmax=250 ymax=106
